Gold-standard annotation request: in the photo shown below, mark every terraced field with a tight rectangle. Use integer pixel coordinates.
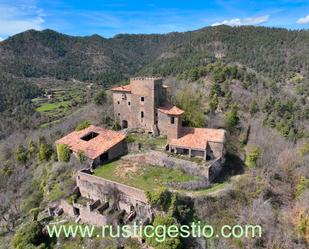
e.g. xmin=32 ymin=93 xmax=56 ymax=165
xmin=32 ymin=84 xmax=97 ymax=127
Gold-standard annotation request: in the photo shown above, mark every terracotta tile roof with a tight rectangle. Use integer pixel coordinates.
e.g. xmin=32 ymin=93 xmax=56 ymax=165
xmin=111 ymin=84 xmax=131 ymax=92
xmin=157 ymin=102 xmax=184 ymax=116
xmin=55 ymin=125 xmax=126 ymax=159
xmin=170 ymin=127 xmax=226 ymax=150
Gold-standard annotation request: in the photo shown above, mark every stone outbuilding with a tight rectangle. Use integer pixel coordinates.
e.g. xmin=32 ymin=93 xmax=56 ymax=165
xmin=55 ymin=125 xmax=127 ymax=168
xmin=168 ymin=127 xmax=226 ymax=161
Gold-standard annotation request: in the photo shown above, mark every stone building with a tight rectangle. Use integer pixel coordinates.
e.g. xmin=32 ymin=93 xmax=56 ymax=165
xmin=111 ymin=77 xmax=184 ymax=135
xmin=55 ymin=125 xmax=127 ymax=168
xmin=112 ymin=77 xmax=226 ymax=161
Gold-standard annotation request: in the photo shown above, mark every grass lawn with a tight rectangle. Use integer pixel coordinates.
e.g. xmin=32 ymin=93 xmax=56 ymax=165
xmin=127 ymin=133 xmax=167 ymax=149
xmin=93 ymin=160 xmax=195 ymax=192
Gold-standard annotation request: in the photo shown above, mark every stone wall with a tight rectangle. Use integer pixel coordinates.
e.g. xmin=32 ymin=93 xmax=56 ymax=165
xmin=59 ymin=199 xmax=75 ymax=217
xmin=74 ymin=202 xmax=108 ymax=227
xmin=77 ymin=171 xmax=148 ymax=207
xmin=125 ymin=151 xmax=224 ymax=187
xmin=208 ymin=157 xmax=224 ymax=182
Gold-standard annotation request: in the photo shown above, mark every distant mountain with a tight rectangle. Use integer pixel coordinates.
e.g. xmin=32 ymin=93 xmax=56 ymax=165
xmin=1 ymin=26 xmax=309 ymax=86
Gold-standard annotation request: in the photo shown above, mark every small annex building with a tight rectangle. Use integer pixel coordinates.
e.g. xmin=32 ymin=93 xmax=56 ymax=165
xmin=56 ymin=125 xmax=127 ymax=168
xmin=168 ymin=127 xmax=226 ymax=161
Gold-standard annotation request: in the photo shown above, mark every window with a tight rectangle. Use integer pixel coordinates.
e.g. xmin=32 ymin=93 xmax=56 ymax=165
xmin=128 ymin=101 xmax=131 ymax=106
xmin=171 ymin=117 xmax=175 ymax=124
xmin=117 ymin=101 xmax=120 ymax=104
xmin=81 ymin=132 xmax=99 ymax=141
xmin=155 ymin=120 xmax=158 ymax=124
xmin=118 ymin=113 xmax=120 ymax=116
xmin=141 ymin=111 xmax=144 ymax=118
xmin=141 ymin=97 xmax=144 ymax=102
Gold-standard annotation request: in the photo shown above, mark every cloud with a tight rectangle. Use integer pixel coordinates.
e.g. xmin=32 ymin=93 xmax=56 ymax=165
xmin=0 ymin=3 xmax=44 ymax=37
xmin=211 ymin=15 xmax=269 ymax=27
xmin=297 ymin=14 xmax=309 ymax=24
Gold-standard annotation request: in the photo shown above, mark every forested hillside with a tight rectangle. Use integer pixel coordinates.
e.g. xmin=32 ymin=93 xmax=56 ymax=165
xmin=2 ymin=26 xmax=309 ymax=84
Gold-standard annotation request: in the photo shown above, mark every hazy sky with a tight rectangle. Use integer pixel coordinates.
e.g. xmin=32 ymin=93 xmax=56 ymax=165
xmin=1 ymin=0 xmax=309 ymax=40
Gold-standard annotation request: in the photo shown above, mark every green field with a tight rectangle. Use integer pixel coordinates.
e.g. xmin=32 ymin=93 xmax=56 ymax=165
xmin=36 ymin=101 xmax=70 ymax=112
xmin=93 ymin=160 xmax=195 ymax=192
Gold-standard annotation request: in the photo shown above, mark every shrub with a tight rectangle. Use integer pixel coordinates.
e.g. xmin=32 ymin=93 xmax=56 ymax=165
xmin=112 ymin=120 xmax=121 ymax=130
xmin=249 ymin=99 xmax=258 ymax=116
xmin=299 ymin=142 xmax=309 ymax=156
xmin=245 ymin=147 xmax=261 ymax=168
xmin=94 ymin=90 xmax=107 ymax=105
xmin=125 ymin=134 xmax=136 ymax=143
xmin=77 ymin=150 xmax=86 ymax=163
xmin=38 ymin=142 xmax=53 ymax=161
xmin=75 ymin=120 xmax=91 ymax=131
xmin=15 ymin=145 xmax=28 ymax=163
xmin=146 ymin=215 xmax=182 ymax=249
xmin=294 ymin=176 xmax=309 ymax=198
xmin=225 ymin=103 xmax=239 ymax=131
xmin=28 ymin=140 xmax=37 ymax=158
xmin=56 ymin=144 xmax=71 ymax=162
xmin=12 ymin=221 xmax=49 ymax=249
xmin=146 ymin=187 xmax=172 ymax=211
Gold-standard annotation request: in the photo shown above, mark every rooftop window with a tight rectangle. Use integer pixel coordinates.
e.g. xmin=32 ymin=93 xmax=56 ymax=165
xmin=81 ymin=132 xmax=99 ymax=141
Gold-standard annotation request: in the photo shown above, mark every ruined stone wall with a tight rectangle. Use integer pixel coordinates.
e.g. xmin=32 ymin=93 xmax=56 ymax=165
xmin=59 ymin=199 xmax=75 ymax=217
xmin=113 ymin=92 xmax=132 ymax=128
xmin=76 ymin=204 xmax=108 ymax=226
xmin=76 ymin=171 xmax=147 ymax=204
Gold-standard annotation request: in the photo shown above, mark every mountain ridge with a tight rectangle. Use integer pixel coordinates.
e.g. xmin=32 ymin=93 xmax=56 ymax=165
xmin=1 ymin=25 xmax=309 ymax=86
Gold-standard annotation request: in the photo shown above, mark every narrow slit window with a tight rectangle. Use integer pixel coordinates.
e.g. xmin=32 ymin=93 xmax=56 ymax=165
xmin=171 ymin=117 xmax=175 ymax=124
xmin=141 ymin=111 xmax=144 ymax=118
